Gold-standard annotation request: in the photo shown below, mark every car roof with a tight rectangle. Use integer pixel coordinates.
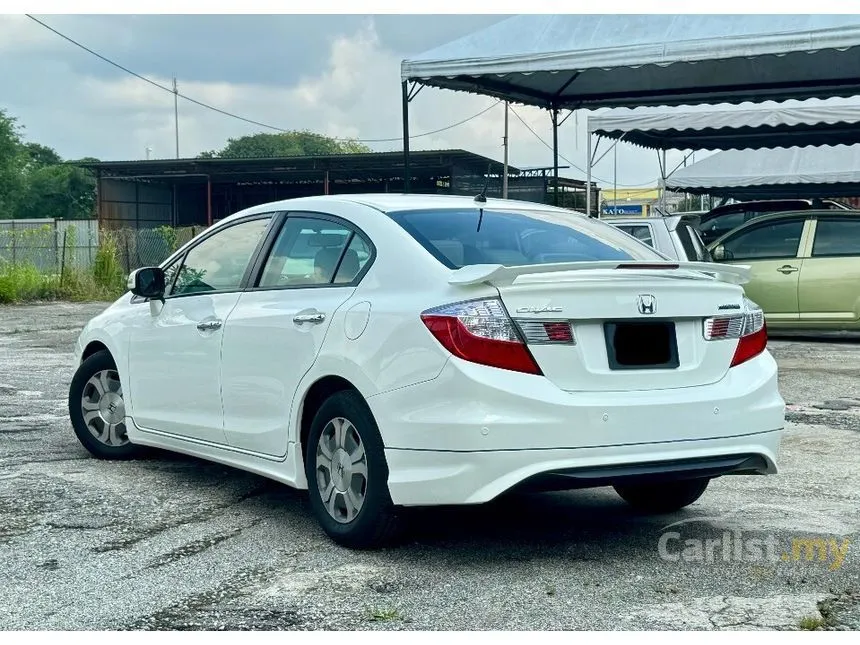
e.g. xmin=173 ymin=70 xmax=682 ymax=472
xmin=709 ymin=209 xmax=860 ymax=246
xmin=603 ymin=215 xmax=683 ymax=231
xmin=743 ymin=209 xmax=859 ymax=221
xmin=218 ymin=193 xmax=586 ymax=225
xmin=711 ymin=199 xmax=812 ymax=209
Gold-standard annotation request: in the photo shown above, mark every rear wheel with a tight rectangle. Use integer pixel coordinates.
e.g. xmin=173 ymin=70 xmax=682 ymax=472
xmin=68 ymin=350 xmax=142 ymax=460
xmin=614 ymin=478 xmax=710 ymax=513
xmin=304 ymin=390 xmax=403 ymax=549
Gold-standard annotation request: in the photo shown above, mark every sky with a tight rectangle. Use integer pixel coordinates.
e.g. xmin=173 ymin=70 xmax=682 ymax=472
xmin=0 ymin=13 xmax=782 ymax=189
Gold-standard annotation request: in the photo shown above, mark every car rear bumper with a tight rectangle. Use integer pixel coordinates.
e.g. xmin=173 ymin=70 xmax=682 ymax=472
xmin=384 ymin=430 xmax=782 ymax=506
xmin=367 ymin=350 xmax=784 ymax=506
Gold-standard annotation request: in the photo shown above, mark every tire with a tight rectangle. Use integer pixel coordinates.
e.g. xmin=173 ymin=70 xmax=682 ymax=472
xmin=68 ymin=349 xmax=142 ymax=460
xmin=614 ymin=478 xmax=710 ymax=514
xmin=304 ymin=390 xmax=403 ymax=549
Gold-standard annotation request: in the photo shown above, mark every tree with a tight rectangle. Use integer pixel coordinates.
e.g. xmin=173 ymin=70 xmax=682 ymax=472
xmin=24 ymin=142 xmax=63 ymax=170
xmin=0 ymin=109 xmax=26 ymax=219
xmin=17 ymin=164 xmax=96 ymax=220
xmin=199 ymin=130 xmax=371 ymax=159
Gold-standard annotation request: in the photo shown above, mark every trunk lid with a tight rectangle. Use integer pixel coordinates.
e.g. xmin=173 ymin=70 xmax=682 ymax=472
xmin=451 ymin=262 xmax=748 ymax=392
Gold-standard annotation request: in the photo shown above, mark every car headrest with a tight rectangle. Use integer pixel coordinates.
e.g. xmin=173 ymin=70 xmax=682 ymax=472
xmin=314 ymin=247 xmax=361 ymax=282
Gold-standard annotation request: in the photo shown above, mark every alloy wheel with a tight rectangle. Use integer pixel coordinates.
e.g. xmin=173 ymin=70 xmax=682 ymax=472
xmin=315 ymin=416 xmax=368 ymax=523
xmin=80 ymin=369 xmax=128 ymax=446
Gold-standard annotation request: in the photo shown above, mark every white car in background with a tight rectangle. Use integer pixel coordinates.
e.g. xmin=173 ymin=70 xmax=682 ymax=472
xmin=69 ymin=194 xmax=785 ymax=548
xmin=603 ymin=214 xmax=712 ymax=262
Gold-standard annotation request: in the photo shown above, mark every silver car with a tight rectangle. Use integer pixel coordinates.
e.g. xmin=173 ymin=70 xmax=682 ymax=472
xmin=603 ymin=214 xmax=712 ymax=262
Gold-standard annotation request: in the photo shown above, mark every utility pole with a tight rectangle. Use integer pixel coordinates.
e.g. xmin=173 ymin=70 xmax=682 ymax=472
xmin=502 ymin=101 xmax=509 ymax=199
xmin=173 ymin=75 xmax=180 ymax=159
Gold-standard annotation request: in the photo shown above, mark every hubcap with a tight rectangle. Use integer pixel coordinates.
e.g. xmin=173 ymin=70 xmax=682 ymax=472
xmin=315 ymin=417 xmax=368 ymax=524
xmin=81 ymin=369 xmax=128 ymax=446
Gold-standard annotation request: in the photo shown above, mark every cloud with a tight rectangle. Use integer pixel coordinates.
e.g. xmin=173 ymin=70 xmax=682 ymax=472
xmin=0 ymin=15 xmax=675 ymax=187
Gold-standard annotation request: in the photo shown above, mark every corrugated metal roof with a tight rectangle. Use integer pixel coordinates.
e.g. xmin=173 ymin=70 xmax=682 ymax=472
xmin=588 ymin=100 xmax=860 ymax=150
xmin=402 ymin=15 xmax=860 ymax=109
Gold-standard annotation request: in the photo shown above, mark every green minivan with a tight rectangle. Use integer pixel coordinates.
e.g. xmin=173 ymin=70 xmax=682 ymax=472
xmin=709 ymin=210 xmax=860 ymax=331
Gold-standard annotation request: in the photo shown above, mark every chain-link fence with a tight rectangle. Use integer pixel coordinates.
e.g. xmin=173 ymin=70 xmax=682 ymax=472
xmin=0 ymin=219 xmax=99 ymax=273
xmin=109 ymin=226 xmax=206 ymax=273
xmin=0 ymin=220 xmax=207 ymax=275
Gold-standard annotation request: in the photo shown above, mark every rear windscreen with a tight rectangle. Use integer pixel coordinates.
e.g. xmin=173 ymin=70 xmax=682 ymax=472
xmin=387 ymin=208 xmax=661 ymax=269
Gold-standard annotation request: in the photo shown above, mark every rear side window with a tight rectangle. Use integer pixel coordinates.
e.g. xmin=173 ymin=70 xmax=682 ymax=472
xmin=812 ymin=218 xmax=860 ymax=257
xmin=675 ymin=223 xmax=710 ymax=262
xmin=259 ymin=217 xmax=356 ymax=288
xmin=616 ymin=225 xmax=654 ymax=247
xmin=703 ymin=210 xmax=745 ymax=233
xmin=387 ymin=208 xmax=659 ymax=269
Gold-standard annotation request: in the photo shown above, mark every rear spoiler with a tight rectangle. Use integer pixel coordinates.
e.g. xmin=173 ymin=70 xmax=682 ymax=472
xmin=448 ymin=261 xmax=751 ymax=287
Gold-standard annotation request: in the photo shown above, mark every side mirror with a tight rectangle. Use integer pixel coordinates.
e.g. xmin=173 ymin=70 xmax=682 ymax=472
xmin=711 ymin=244 xmax=727 ymax=262
xmin=128 ymin=267 xmax=166 ymax=299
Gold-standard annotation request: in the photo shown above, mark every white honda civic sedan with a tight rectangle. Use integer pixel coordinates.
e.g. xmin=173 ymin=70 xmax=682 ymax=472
xmin=69 ymin=194 xmax=785 ymax=548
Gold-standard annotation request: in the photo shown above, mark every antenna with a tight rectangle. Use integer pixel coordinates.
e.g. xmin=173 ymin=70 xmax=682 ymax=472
xmin=475 ymin=163 xmax=492 ymax=232
xmin=474 ymin=163 xmax=492 ymax=204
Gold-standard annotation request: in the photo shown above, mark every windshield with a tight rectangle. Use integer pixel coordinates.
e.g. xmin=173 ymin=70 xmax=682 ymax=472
xmin=388 ymin=208 xmax=661 ymax=269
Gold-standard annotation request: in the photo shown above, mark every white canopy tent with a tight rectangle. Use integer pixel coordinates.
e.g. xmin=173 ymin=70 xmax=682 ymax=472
xmin=588 ymin=102 xmax=860 ymax=151
xmin=400 ymin=15 xmax=860 ymax=213
xmin=665 ymin=145 xmax=860 ymax=200
xmin=586 ymin=100 xmax=860 ymax=213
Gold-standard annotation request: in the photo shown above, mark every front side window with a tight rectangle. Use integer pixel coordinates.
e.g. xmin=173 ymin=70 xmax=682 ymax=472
xmin=258 ymin=217 xmax=366 ymax=288
xmin=387 ymin=208 xmax=659 ymax=269
xmin=812 ymin=218 xmax=860 ymax=257
xmin=171 ymin=217 xmax=271 ymax=296
xmin=721 ymin=219 xmax=805 ymax=261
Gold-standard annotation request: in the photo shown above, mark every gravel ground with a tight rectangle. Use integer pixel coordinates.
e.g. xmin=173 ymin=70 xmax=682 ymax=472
xmin=0 ymin=302 xmax=858 ymax=631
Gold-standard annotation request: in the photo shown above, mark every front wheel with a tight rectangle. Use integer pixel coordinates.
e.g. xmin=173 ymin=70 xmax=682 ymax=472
xmin=68 ymin=350 xmax=142 ymax=460
xmin=614 ymin=478 xmax=710 ymax=514
xmin=304 ymin=390 xmax=403 ymax=549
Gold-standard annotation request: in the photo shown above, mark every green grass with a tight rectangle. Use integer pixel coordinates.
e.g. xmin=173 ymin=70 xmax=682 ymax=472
xmin=368 ymin=607 xmax=401 ymax=622
xmin=0 ymin=262 xmax=59 ymax=303
xmin=0 ymin=260 xmax=126 ymax=304
xmin=799 ymin=615 xmax=826 ymax=631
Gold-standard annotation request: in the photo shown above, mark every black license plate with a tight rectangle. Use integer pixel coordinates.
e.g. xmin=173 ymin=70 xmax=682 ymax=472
xmin=604 ymin=321 xmax=679 ymax=370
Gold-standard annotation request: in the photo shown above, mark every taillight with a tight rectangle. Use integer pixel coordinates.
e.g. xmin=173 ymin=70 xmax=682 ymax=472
xmin=703 ymin=297 xmax=767 ymax=367
xmin=420 ymin=298 xmax=542 ymax=375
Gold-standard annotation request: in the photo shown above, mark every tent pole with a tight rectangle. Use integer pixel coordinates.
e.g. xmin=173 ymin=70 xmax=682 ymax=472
xmin=586 ymin=130 xmax=593 ymax=218
xmin=613 ymin=141 xmax=618 ymax=213
xmin=552 ymin=108 xmax=559 ymax=206
xmin=502 ymin=101 xmax=509 ymax=199
xmin=660 ymin=149 xmax=667 ymax=214
xmin=401 ymin=81 xmax=411 ymax=194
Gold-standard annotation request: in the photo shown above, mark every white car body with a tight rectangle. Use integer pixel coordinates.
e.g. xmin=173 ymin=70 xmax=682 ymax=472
xmin=602 ymin=215 xmax=712 ymax=263
xmin=72 ymin=194 xmax=784 ymax=541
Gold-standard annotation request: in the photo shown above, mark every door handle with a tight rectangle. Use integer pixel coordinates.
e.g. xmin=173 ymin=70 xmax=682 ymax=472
xmin=196 ymin=319 xmax=223 ymax=331
xmin=777 ymin=265 xmax=799 ymax=274
xmin=293 ymin=312 xmax=326 ymax=324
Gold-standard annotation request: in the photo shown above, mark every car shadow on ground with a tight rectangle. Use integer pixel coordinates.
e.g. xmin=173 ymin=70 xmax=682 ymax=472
xmin=139 ymin=448 xmax=703 ymax=557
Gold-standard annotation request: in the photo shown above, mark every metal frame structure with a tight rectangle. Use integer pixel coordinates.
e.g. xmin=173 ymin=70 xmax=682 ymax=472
xmin=400 ymin=14 xmax=860 ymax=215
xmin=585 ymin=102 xmax=860 ymax=214
xmin=80 ymin=149 xmax=519 ymax=229
xmin=401 ymin=81 xmax=577 ymax=209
